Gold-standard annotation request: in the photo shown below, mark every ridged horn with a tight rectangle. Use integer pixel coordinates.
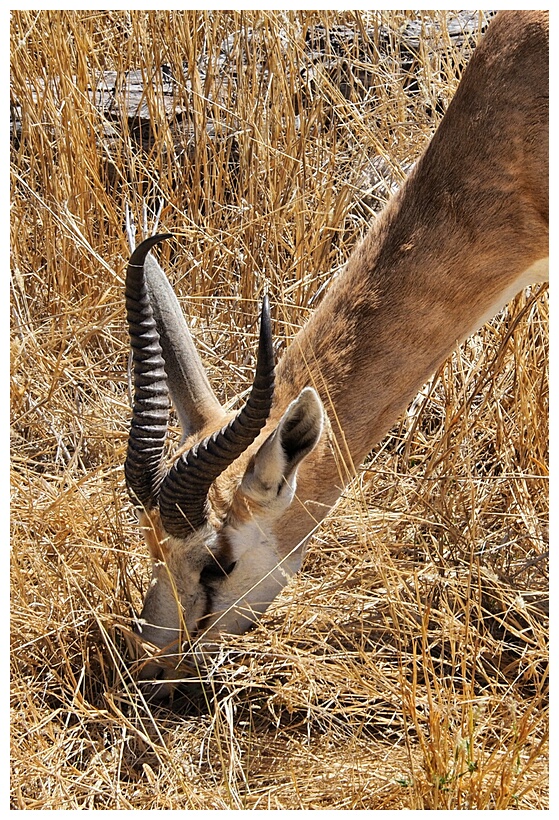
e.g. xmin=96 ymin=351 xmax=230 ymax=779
xmin=159 ymin=295 xmax=275 ymax=537
xmin=124 ymin=234 xmax=173 ymax=510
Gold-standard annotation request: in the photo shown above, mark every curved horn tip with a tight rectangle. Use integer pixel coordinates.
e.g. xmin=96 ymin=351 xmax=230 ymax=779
xmin=128 ymin=233 xmax=173 ymax=268
xmin=261 ymin=292 xmax=270 ymax=323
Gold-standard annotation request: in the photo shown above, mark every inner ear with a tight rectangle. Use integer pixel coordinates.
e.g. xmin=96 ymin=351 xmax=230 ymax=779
xmin=277 ymin=387 xmax=324 ymax=474
xmin=241 ymin=387 xmax=324 ymax=499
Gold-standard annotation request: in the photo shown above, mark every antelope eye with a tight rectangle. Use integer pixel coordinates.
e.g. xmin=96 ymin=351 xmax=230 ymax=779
xmin=200 ymin=559 xmax=237 ymax=583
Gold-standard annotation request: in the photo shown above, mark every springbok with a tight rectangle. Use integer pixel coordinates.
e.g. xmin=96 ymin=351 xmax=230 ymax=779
xmin=124 ymin=10 xmax=548 ymax=689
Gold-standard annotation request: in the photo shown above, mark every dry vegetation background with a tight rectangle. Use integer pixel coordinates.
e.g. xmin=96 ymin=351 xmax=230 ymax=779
xmin=10 ymin=9 xmax=548 ymax=810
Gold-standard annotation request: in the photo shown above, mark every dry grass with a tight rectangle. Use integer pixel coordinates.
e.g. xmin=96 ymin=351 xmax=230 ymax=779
xmin=10 ymin=10 xmax=548 ymax=810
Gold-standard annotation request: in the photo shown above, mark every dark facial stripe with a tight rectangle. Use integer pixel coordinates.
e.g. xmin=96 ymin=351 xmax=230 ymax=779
xmin=196 ymin=532 xmax=235 ymax=629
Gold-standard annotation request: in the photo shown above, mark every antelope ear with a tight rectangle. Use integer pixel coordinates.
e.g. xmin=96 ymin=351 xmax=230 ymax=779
xmin=241 ymin=387 xmax=324 ymax=503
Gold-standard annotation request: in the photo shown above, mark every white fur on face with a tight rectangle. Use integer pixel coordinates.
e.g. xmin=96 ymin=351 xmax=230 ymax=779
xmin=199 ymin=519 xmax=293 ymax=636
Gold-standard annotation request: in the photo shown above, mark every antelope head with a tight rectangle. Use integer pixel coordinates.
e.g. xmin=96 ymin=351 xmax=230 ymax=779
xmin=125 ymin=235 xmax=323 ymax=686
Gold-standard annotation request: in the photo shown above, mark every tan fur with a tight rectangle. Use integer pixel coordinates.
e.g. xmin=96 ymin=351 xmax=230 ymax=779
xmin=261 ymin=9 xmax=549 ymax=559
